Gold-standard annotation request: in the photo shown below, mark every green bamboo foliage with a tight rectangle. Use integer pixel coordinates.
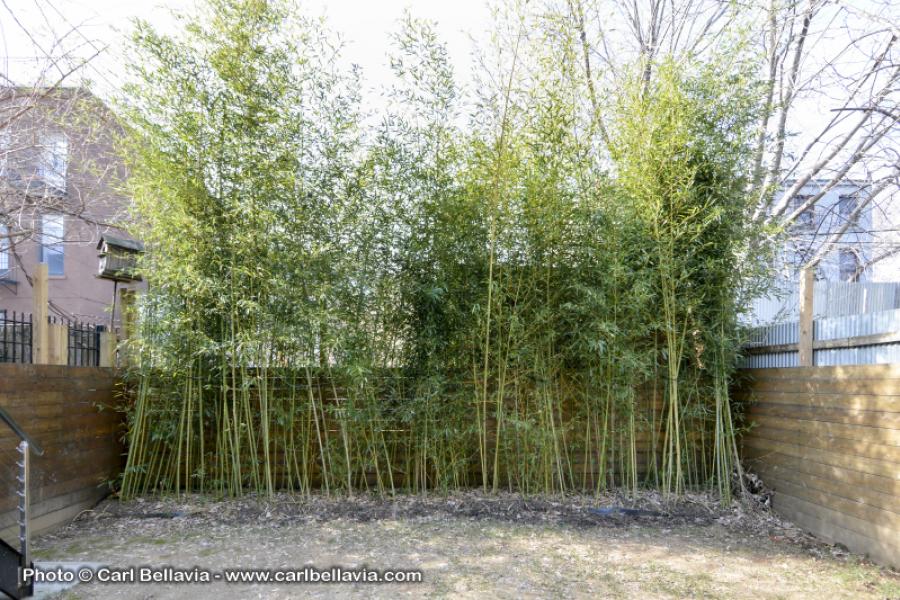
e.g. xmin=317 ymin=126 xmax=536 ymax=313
xmin=119 ymin=0 xmax=763 ymax=502
xmin=608 ymin=59 xmax=761 ymax=500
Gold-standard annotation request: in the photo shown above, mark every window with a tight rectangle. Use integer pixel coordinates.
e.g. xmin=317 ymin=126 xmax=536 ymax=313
xmin=839 ymin=249 xmax=859 ymax=282
xmin=838 ymin=194 xmax=858 ymax=227
xmin=0 ymin=224 xmax=9 ymax=277
xmin=40 ymin=214 xmax=64 ymax=276
xmin=792 ymin=195 xmax=815 ymax=230
xmin=0 ymin=131 xmax=9 ymax=176
xmin=38 ymin=132 xmax=67 ymax=190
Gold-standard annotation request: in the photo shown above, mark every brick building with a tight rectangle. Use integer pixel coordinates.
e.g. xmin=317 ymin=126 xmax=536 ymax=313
xmin=0 ymin=87 xmax=143 ymax=329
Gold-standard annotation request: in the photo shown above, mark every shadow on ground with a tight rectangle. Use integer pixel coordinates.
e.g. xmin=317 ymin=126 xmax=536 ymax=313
xmin=29 ymin=491 xmax=900 ymax=599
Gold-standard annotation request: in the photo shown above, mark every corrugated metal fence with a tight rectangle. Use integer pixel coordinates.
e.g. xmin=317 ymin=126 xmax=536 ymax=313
xmin=746 ymin=281 xmax=900 ymax=326
xmin=744 ymin=307 xmax=900 ymax=368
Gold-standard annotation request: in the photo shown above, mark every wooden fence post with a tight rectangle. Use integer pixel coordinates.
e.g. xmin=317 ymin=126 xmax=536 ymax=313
xmin=118 ymin=289 xmax=136 ymax=367
xmin=32 ymin=264 xmax=49 ymax=364
xmin=798 ymin=267 xmax=815 ymax=367
xmin=47 ymin=322 xmax=68 ymax=365
xmin=99 ymin=331 xmax=116 ymax=368
xmin=120 ymin=289 xmax=136 ymax=341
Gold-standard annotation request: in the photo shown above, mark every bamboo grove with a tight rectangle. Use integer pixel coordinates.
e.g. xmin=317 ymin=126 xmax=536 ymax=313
xmin=119 ymin=0 xmax=769 ymax=502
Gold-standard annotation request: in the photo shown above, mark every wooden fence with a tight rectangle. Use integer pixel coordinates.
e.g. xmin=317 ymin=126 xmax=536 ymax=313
xmin=0 ymin=364 xmax=124 ymax=539
xmin=738 ymin=364 xmax=900 ymax=567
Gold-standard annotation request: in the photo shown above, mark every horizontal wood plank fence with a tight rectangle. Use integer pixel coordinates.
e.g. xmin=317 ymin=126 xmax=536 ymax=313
xmin=737 ymin=364 xmax=900 ymax=567
xmin=0 ymin=364 xmax=124 ymax=540
xmin=3 ymin=356 xmax=897 ymax=568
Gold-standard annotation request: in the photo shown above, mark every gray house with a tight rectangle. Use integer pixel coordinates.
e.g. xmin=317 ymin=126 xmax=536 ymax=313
xmin=747 ymin=179 xmax=900 ymax=325
xmin=779 ymin=179 xmax=874 ymax=282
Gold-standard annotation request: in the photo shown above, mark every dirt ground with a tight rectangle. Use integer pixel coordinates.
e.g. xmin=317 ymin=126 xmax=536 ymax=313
xmin=31 ymin=491 xmax=900 ymax=599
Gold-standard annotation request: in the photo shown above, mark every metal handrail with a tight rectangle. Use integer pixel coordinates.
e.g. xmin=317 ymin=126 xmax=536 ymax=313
xmin=0 ymin=404 xmax=42 ymax=597
xmin=0 ymin=407 xmax=42 ymax=456
xmin=17 ymin=440 xmax=31 ymax=586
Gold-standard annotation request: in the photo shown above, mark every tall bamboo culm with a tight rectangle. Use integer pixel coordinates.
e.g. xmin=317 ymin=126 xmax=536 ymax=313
xmin=119 ymin=0 xmax=763 ymax=502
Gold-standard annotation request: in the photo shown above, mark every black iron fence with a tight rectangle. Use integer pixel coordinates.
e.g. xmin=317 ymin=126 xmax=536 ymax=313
xmin=64 ymin=319 xmax=104 ymax=367
xmin=1 ymin=311 xmax=108 ymax=367
xmin=0 ymin=312 xmax=32 ymax=364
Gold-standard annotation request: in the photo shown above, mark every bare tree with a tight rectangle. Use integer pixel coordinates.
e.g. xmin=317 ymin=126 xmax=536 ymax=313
xmin=556 ymin=0 xmax=900 ymax=277
xmin=1 ymin=0 xmax=118 ymax=300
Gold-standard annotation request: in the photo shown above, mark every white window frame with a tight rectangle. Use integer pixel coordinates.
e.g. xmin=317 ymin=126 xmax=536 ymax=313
xmin=839 ymin=248 xmax=859 ymax=282
xmin=838 ymin=193 xmax=858 ymax=228
xmin=38 ymin=132 xmax=68 ymax=190
xmin=40 ymin=213 xmax=65 ymax=276
xmin=0 ymin=224 xmax=9 ymax=275
xmin=0 ymin=130 xmax=9 ymax=176
xmin=793 ymin=195 xmax=815 ymax=230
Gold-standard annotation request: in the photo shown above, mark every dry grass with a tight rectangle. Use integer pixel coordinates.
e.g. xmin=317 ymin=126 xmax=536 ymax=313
xmin=33 ymin=492 xmax=900 ymax=599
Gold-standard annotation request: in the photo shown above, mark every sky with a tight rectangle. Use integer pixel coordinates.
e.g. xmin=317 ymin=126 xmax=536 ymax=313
xmin=4 ymin=0 xmax=891 ymax=145
xmin=3 ymin=0 xmax=898 ymax=279
xmin=0 ymin=0 xmax=491 ymax=99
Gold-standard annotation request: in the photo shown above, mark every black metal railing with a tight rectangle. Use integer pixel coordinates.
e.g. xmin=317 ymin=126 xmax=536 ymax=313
xmin=66 ymin=319 xmax=103 ymax=367
xmin=0 ymin=312 xmax=32 ymax=364
xmin=0 ymin=406 xmax=43 ymax=599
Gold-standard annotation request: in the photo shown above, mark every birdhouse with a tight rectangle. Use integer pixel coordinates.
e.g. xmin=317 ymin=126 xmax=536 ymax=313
xmin=97 ymin=235 xmax=144 ymax=282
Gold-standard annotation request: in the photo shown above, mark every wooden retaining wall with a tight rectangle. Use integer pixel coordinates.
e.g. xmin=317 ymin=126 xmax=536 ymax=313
xmin=738 ymin=364 xmax=900 ymax=568
xmin=0 ymin=364 xmax=124 ymax=540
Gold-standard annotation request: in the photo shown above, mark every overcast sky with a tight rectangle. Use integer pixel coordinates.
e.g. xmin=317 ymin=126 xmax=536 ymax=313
xmin=1 ymin=0 xmax=887 ymax=129
xmin=3 ymin=0 xmax=898 ymax=277
xmin=1 ymin=0 xmax=491 ymax=99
